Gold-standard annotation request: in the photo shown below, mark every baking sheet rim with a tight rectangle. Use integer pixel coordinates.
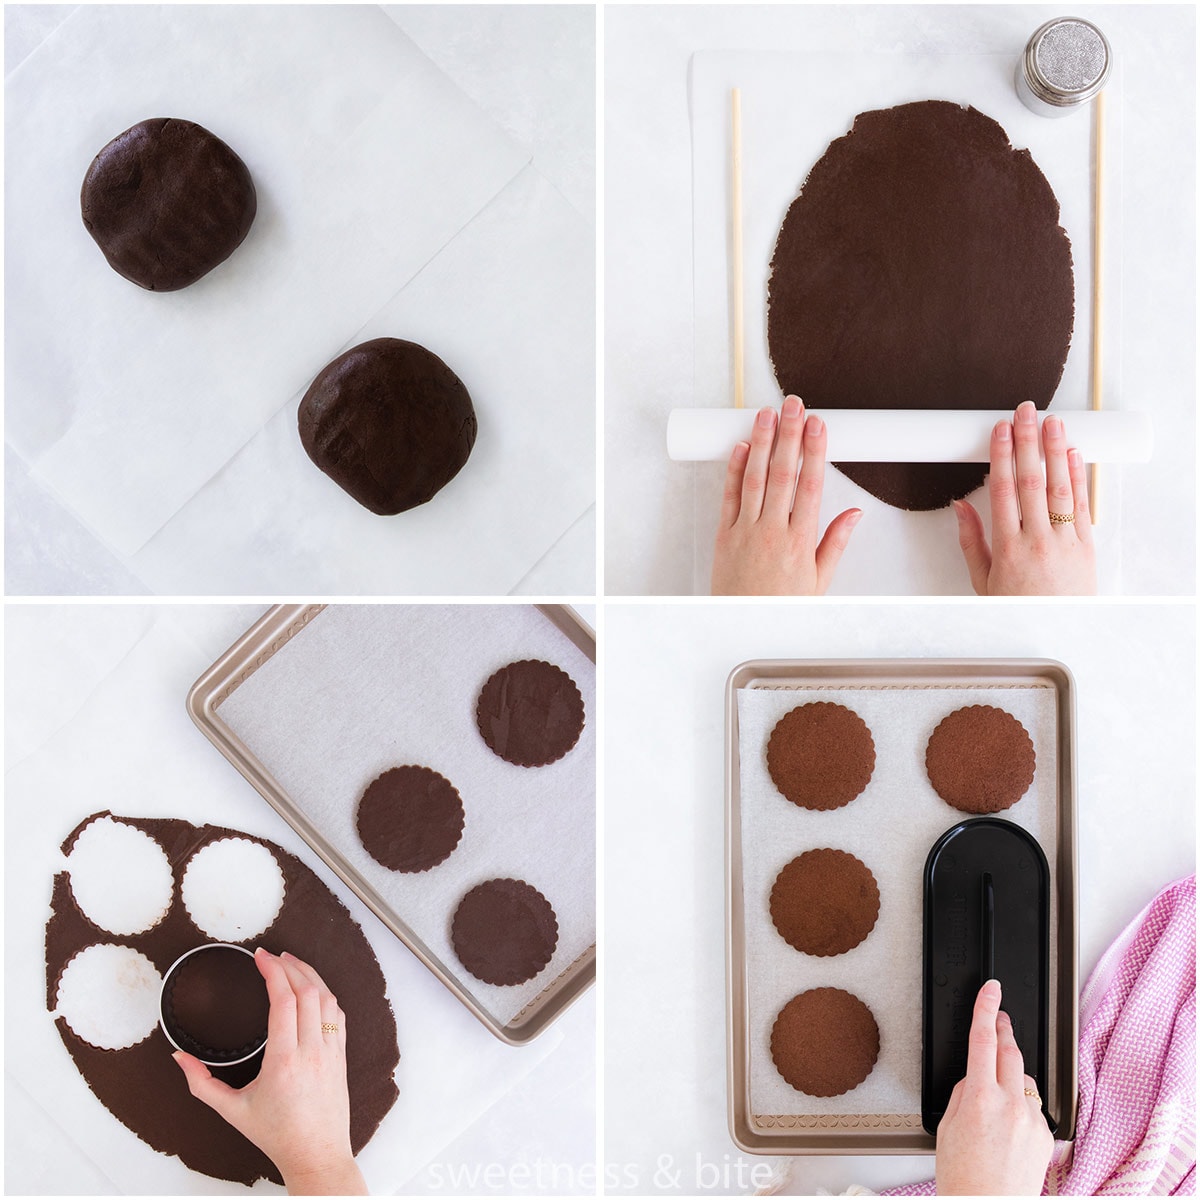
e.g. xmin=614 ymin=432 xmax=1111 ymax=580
xmin=186 ymin=602 xmax=597 ymax=1046
xmin=725 ymin=656 xmax=1078 ymax=1155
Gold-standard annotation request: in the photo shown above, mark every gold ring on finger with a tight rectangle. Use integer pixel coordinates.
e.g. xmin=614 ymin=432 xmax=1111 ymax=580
xmin=1024 ymin=1088 xmax=1041 ymax=1100
xmin=321 ymin=1022 xmax=339 ymax=1034
xmin=1048 ymin=511 xmax=1075 ymax=525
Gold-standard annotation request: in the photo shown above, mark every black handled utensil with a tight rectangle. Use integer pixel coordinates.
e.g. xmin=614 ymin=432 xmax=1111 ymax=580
xmin=922 ymin=817 xmax=1052 ymax=1136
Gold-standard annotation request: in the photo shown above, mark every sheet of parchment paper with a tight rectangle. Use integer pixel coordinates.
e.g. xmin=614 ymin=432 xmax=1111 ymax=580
xmin=217 ymin=605 xmax=596 ymax=1028
xmin=736 ymin=683 xmax=1059 ymax=1121
xmin=128 ymin=168 xmax=594 ymax=595
xmin=5 ymin=5 xmax=527 ymax=556
xmin=691 ymin=50 xmax=1125 ymax=594
xmin=5 ymin=612 xmax=561 ymax=1194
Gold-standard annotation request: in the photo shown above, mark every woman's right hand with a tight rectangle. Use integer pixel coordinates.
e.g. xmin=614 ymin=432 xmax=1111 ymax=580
xmin=934 ymin=979 xmax=1054 ymax=1196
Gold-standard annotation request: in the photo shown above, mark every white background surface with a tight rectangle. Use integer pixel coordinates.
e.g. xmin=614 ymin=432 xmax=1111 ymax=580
xmin=4 ymin=604 xmax=596 ymax=1195
xmin=604 ymin=600 xmax=1196 ymax=1194
xmin=5 ymin=4 xmax=596 ymax=596
xmin=605 ymin=4 xmax=1196 ymax=596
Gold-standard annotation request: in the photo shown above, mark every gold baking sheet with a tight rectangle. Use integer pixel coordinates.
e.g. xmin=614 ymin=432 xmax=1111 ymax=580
xmin=188 ymin=603 xmax=596 ymax=1045
xmin=725 ymin=658 xmax=1078 ymax=1154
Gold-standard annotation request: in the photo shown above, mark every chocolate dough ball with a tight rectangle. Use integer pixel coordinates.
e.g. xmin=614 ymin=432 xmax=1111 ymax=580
xmin=80 ymin=118 xmax=256 ymax=291
xmin=298 ymin=338 xmax=477 ymax=515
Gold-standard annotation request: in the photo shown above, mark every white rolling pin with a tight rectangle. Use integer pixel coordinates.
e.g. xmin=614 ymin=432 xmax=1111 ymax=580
xmin=666 ymin=408 xmax=1152 ymax=463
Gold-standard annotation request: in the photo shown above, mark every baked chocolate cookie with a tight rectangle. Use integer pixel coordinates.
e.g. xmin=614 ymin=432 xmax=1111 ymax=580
xmin=162 ymin=946 xmax=268 ymax=1062
xmin=355 ymin=765 xmax=465 ymax=873
xmin=769 ymin=848 xmax=880 ymax=956
xmin=770 ymin=987 xmax=880 ymax=1097
xmin=925 ymin=704 xmax=1036 ymax=813
xmin=451 ymin=878 xmax=558 ymax=986
xmin=80 ymin=118 xmax=256 ymax=291
xmin=298 ymin=338 xmax=477 ymax=515
xmin=766 ymin=702 xmax=875 ymax=811
xmin=476 ymin=660 xmax=585 ymax=767
xmin=767 ymin=100 xmax=1074 ymax=510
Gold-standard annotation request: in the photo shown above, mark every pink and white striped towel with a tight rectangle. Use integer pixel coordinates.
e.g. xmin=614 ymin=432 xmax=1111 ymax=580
xmin=883 ymin=875 xmax=1196 ymax=1197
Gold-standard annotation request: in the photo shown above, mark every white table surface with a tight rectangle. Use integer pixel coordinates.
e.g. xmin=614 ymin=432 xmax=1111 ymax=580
xmin=5 ymin=4 xmax=596 ymax=597
xmin=4 ymin=603 xmax=596 ymax=1195
xmin=603 ymin=600 xmax=1196 ymax=1194
xmin=604 ymin=4 xmax=1196 ymax=596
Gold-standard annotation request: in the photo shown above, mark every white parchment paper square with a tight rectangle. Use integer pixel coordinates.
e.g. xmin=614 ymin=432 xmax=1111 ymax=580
xmin=690 ymin=49 xmax=1125 ymax=594
xmin=736 ymin=682 xmax=1059 ymax=1121
xmin=218 ymin=605 xmax=596 ymax=1029
xmin=5 ymin=5 xmax=527 ymax=555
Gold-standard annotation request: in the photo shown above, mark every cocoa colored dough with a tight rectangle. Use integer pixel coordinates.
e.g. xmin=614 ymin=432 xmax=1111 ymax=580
xmin=80 ymin=118 xmax=256 ymax=291
xmin=45 ymin=812 xmax=399 ymax=1187
xmin=476 ymin=660 xmax=585 ymax=768
xmin=925 ymin=704 xmax=1036 ymax=813
xmin=162 ymin=946 xmax=268 ymax=1061
xmin=769 ymin=848 xmax=880 ymax=956
xmin=452 ymin=878 xmax=558 ymax=986
xmin=767 ymin=100 xmax=1074 ymax=510
xmin=770 ymin=987 xmax=880 ymax=1097
xmin=297 ymin=338 xmax=477 ymax=515
xmin=356 ymin=765 xmax=465 ymax=873
xmin=766 ymin=702 xmax=875 ymax=811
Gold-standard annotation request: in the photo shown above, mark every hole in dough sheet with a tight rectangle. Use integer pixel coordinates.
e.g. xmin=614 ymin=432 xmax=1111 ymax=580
xmin=66 ymin=815 xmax=174 ymax=936
xmin=54 ymin=943 xmax=162 ymax=1050
xmin=180 ymin=838 xmax=286 ymax=943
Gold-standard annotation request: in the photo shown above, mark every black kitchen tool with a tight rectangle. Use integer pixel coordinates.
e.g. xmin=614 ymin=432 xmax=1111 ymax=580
xmin=921 ymin=817 xmax=1053 ymax=1135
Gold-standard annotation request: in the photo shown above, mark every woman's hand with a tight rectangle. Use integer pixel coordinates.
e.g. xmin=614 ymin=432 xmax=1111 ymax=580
xmin=172 ymin=949 xmax=367 ymax=1196
xmin=935 ymin=980 xmax=1054 ymax=1196
xmin=711 ymin=395 xmax=862 ymax=595
xmin=954 ymin=401 xmax=1097 ymax=595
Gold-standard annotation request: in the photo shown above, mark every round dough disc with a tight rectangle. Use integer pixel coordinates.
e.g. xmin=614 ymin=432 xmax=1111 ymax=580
xmin=297 ymin=338 xmax=477 ymax=515
xmin=356 ymin=765 xmax=465 ymax=873
xmin=451 ymin=878 xmax=558 ymax=986
xmin=925 ymin=704 xmax=1036 ymax=813
xmin=767 ymin=100 xmax=1074 ymax=511
xmin=770 ymin=987 xmax=880 ymax=1097
xmin=80 ymin=117 xmax=256 ymax=291
xmin=766 ymin=702 xmax=876 ymax=811
xmin=769 ymin=848 xmax=880 ymax=956
xmin=476 ymin=659 xmax=586 ymax=767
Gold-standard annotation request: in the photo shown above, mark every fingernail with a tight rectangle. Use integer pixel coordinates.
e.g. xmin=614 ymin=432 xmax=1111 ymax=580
xmin=782 ymin=395 xmax=801 ymax=419
xmin=1044 ymin=415 xmax=1063 ymax=438
xmin=982 ymin=978 xmax=1002 ymax=1001
xmin=734 ymin=440 xmax=750 ymax=459
xmin=995 ymin=421 xmax=1011 ymax=442
xmin=997 ymin=1010 xmax=1013 ymax=1028
xmin=951 ymin=499 xmax=965 ymax=518
xmin=280 ymin=951 xmax=293 ymax=960
xmin=254 ymin=947 xmax=267 ymax=957
xmin=1068 ymin=448 xmax=1082 ymax=468
xmin=171 ymin=1051 xmax=183 ymax=1062
xmin=805 ymin=414 xmax=824 ymax=437
xmin=757 ymin=407 xmax=776 ymax=429
xmin=847 ymin=508 xmax=863 ymax=527
xmin=1017 ymin=402 xmax=1037 ymax=424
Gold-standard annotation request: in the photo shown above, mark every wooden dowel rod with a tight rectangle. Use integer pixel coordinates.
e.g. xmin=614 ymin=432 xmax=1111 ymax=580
xmin=731 ymin=87 xmax=745 ymax=410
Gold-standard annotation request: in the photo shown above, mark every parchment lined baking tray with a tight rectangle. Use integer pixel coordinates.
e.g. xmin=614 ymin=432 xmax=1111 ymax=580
xmin=188 ymin=604 xmax=595 ymax=1045
xmin=725 ymin=659 xmax=1077 ymax=1154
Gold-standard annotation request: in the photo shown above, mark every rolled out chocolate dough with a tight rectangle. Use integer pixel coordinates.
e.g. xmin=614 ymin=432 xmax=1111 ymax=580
xmin=767 ymin=100 xmax=1074 ymax=510
xmin=45 ymin=812 xmax=399 ymax=1187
